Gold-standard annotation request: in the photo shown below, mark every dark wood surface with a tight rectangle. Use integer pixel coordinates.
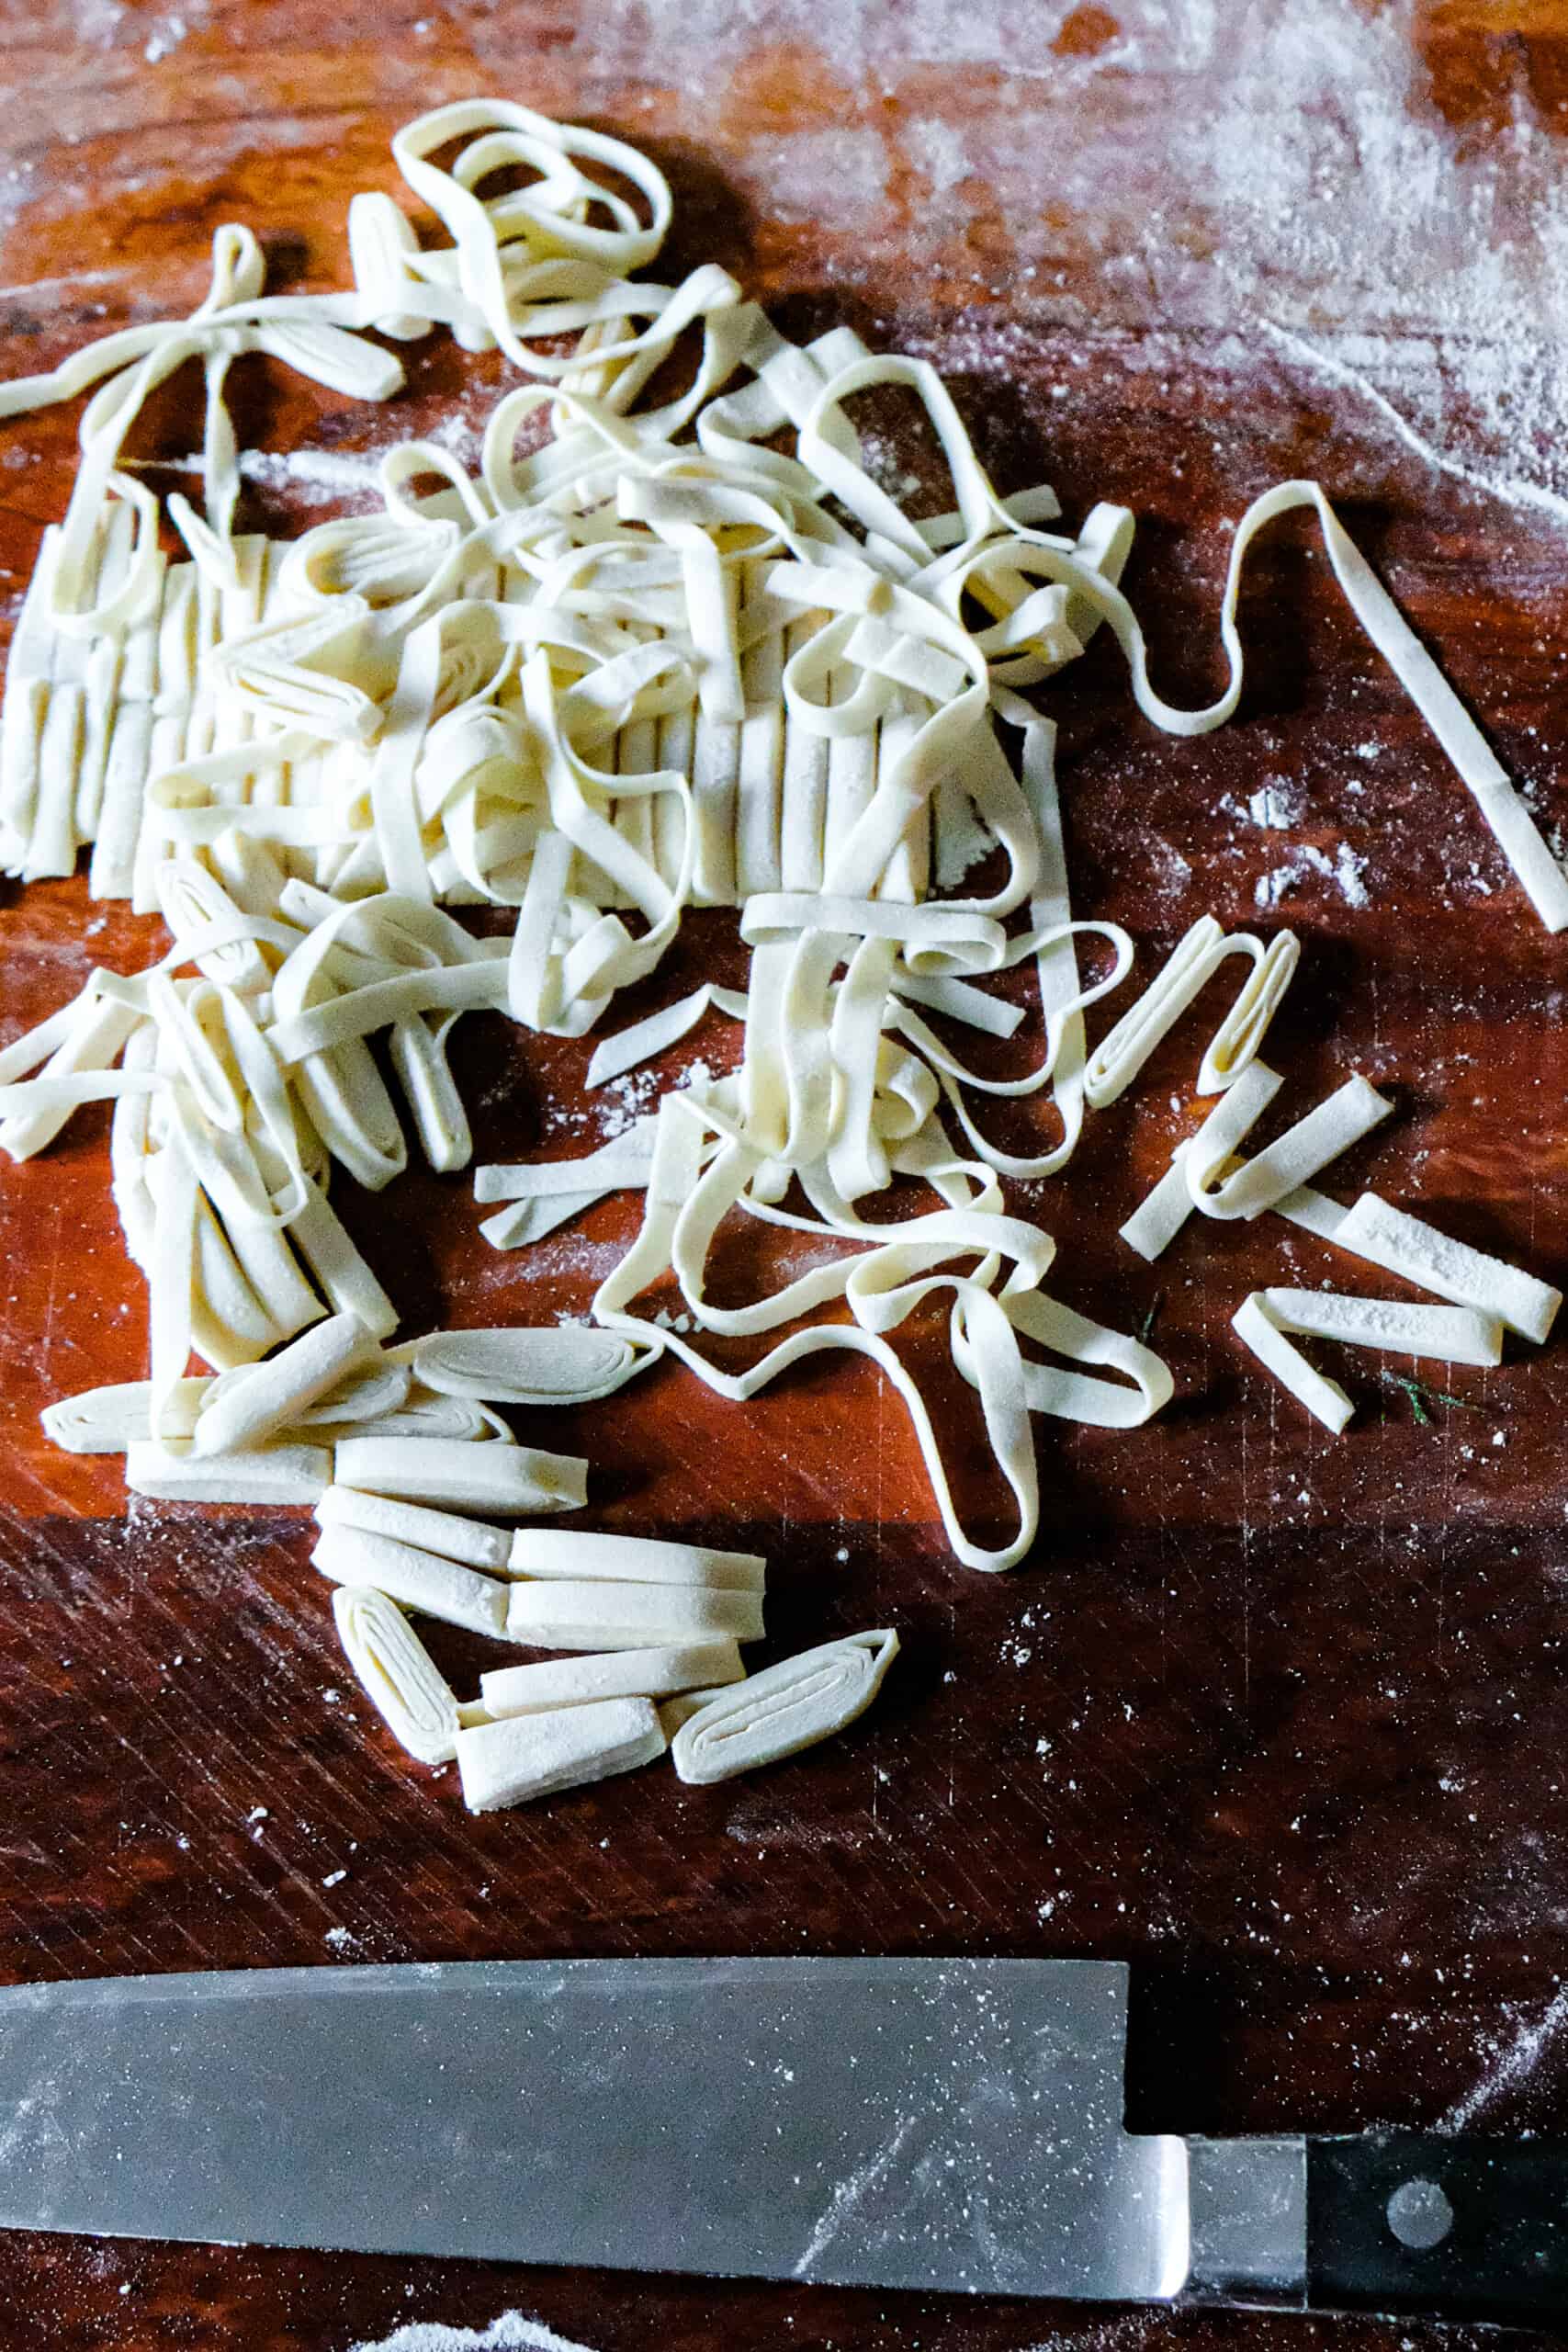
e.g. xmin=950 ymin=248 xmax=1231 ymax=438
xmin=4 ymin=4 xmax=1568 ymax=2346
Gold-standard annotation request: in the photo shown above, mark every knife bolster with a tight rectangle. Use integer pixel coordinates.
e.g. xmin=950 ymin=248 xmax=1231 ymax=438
xmin=1184 ymin=2135 xmax=1309 ymax=2306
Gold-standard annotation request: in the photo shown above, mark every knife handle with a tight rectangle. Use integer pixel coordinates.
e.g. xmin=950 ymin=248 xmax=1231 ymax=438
xmin=1308 ymin=2132 xmax=1568 ymax=2324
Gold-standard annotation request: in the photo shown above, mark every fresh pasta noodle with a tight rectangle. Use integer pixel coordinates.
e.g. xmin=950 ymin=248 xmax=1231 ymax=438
xmin=332 ymin=1434 xmax=590 ymax=1514
xmin=1254 ymin=1288 xmax=1502 ymax=1366
xmin=311 ymin=1522 xmax=513 ymax=1637
xmin=41 ymin=1376 xmax=211 ymax=1453
xmin=1184 ymin=1069 xmax=1393 ymax=1221
xmin=504 ymin=1577 xmax=765 ymax=1649
xmin=506 ymin=1528 xmax=766 ymax=1590
xmin=410 ymin=1324 xmax=649 ymax=1405
xmin=455 ymin=1694 xmax=667 ymax=1813
xmin=6 ymin=82 xmax=1562 ymax=1844
xmin=479 ymin=1640 xmax=745 ymax=1718
xmin=332 ymin=1583 xmax=463 ymax=1767
xmin=669 ymin=1628 xmax=898 ymax=1785
xmin=314 ymin=1481 xmax=513 ymax=1573
xmin=189 ymin=1311 xmax=381 ymax=1456
xmin=1232 ymin=1293 xmax=1355 ymax=1435
xmin=126 ymin=1440 xmax=333 ymax=1504
xmin=1232 ymin=1281 xmax=1503 ymax=1435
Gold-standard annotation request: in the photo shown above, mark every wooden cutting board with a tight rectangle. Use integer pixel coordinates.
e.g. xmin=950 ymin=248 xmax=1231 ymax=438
xmin=3 ymin=4 xmax=1568 ymax=2346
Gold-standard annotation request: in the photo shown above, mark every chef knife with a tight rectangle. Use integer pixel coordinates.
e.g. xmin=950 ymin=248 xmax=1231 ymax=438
xmin=0 ymin=1957 xmax=1562 ymax=2324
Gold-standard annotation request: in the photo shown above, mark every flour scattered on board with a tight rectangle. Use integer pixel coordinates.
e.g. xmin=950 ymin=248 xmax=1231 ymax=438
xmin=1254 ymin=842 xmax=1370 ymax=910
xmin=596 ymin=0 xmax=1568 ymax=521
xmin=142 ymin=11 xmax=186 ymax=62
xmin=1220 ymin=781 xmax=1303 ymax=832
xmin=348 ymin=2317 xmax=600 ymax=2352
xmin=239 ymin=447 xmax=385 ymax=507
xmin=1438 ymin=1981 xmax=1568 ymax=2132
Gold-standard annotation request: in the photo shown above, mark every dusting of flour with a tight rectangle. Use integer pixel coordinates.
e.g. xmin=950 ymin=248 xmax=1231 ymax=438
xmin=598 ymin=0 xmax=1568 ymax=522
xmin=348 ymin=2315 xmax=599 ymax=2352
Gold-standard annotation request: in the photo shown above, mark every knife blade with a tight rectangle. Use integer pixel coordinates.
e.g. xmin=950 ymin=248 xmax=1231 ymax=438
xmin=0 ymin=1958 xmax=1562 ymax=2325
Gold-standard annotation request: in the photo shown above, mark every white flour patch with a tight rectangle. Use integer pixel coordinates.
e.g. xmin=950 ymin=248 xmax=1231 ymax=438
xmin=745 ymin=128 xmax=889 ymax=231
xmin=793 ymin=2110 xmax=920 ymax=2277
xmin=1145 ymin=834 xmax=1191 ymax=896
xmin=239 ymin=447 xmax=385 ymax=506
xmin=604 ymin=0 xmax=1568 ymax=523
xmin=1222 ymin=781 xmax=1303 ymax=831
xmin=1259 ymin=321 xmax=1568 ymax=529
xmin=1253 ymin=842 xmax=1371 ymax=910
xmin=1247 ymin=781 xmax=1301 ymax=831
xmin=1136 ymin=3 xmax=1568 ymax=517
xmin=348 ymin=2317 xmax=601 ymax=2352
xmin=133 ymin=447 xmax=387 ymax=507
xmin=1439 ymin=1982 xmax=1568 ymax=2132
xmin=1254 ymin=862 xmax=1301 ymax=910
xmin=142 ymin=11 xmax=187 ymax=62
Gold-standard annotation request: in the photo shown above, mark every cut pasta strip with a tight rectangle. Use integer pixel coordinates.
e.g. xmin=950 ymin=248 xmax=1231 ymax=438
xmin=583 ymin=983 xmax=743 ymax=1088
xmin=288 ymin=1177 xmax=400 ymax=1339
xmin=658 ymin=1686 xmax=733 ymax=1737
xmin=669 ymin=1627 xmax=897 ymax=1785
xmin=1257 ymin=1287 xmax=1502 ymax=1366
xmin=1085 ymin=917 xmax=1295 ymax=1109
xmin=411 ymin=1324 xmax=647 ymax=1405
xmin=455 ymin=1694 xmax=666 ymax=1813
xmin=473 ymin=1123 xmax=660 ymax=1203
xmin=976 ymin=1292 xmax=1174 ymax=1429
xmin=348 ymin=1392 xmax=510 ymax=1442
xmin=41 ymin=1376 xmax=209 ymax=1453
xmin=1232 ymin=1293 xmax=1354 ymax=1435
xmin=190 ymin=1310 xmax=381 ymax=1456
xmin=1329 ymin=1193 xmax=1561 ymax=1345
xmin=479 ymin=1639 xmax=744 ymax=1718
xmin=1119 ymin=1147 xmax=1196 ymax=1262
xmin=314 ymin=1481 xmax=513 ymax=1573
xmin=291 ymin=1363 xmax=412 ymax=1430
xmin=1187 ymin=1069 xmax=1392 ymax=1221
xmin=333 ymin=1434 xmax=589 ymax=1514
xmin=507 ymin=1527 xmax=766 ymax=1590
xmin=333 ymin=1583 xmax=461 ymax=1767
xmin=479 ymin=1192 xmax=607 ymax=1250
xmin=505 ymin=1577 xmax=764 ymax=1649
xmin=126 ymin=1440 xmax=333 ymax=1503
xmin=311 ymin=1522 xmax=512 ymax=1637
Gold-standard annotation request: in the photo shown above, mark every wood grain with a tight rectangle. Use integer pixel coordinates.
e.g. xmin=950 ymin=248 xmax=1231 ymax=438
xmin=3 ymin=5 xmax=1568 ymax=2347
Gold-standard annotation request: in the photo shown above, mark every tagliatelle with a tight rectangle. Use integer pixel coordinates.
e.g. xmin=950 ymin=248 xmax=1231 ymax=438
xmin=312 ymin=1522 xmax=513 ymax=1637
xmin=410 ymin=1324 xmax=649 ymax=1405
xmin=479 ymin=1639 xmax=746 ymax=1719
xmin=1328 ymin=1193 xmax=1562 ymax=1345
xmin=1255 ymin=1287 xmax=1503 ymax=1367
xmin=504 ymin=1577 xmax=765 ymax=1649
xmin=190 ymin=1310 xmax=381 ymax=1456
xmin=126 ymin=1439 xmax=333 ymax=1503
xmin=332 ymin=1583 xmax=463 ymax=1767
xmin=506 ymin=1528 xmax=766 ymax=1590
xmin=6 ymin=85 xmax=1564 ymax=1864
xmin=332 ymin=1434 xmax=589 ymax=1514
xmin=1122 ymin=1066 xmax=1393 ymax=1254
xmin=1185 ymin=1068 xmax=1393 ymax=1221
xmin=314 ymin=1481 xmax=513 ymax=1573
xmin=455 ymin=1694 xmax=667 ymax=1814
xmin=1233 ymin=1282 xmax=1505 ymax=1433
xmin=669 ymin=1627 xmax=898 ymax=1785
xmin=41 ymin=1376 xmax=211 ymax=1453
xmin=1232 ymin=1293 xmax=1355 ymax=1435
xmin=1085 ymin=917 xmax=1298 ymax=1109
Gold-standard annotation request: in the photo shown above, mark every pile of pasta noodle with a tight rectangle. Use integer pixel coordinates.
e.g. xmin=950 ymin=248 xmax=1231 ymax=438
xmin=3 ymin=97 xmax=1562 ymax=1593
